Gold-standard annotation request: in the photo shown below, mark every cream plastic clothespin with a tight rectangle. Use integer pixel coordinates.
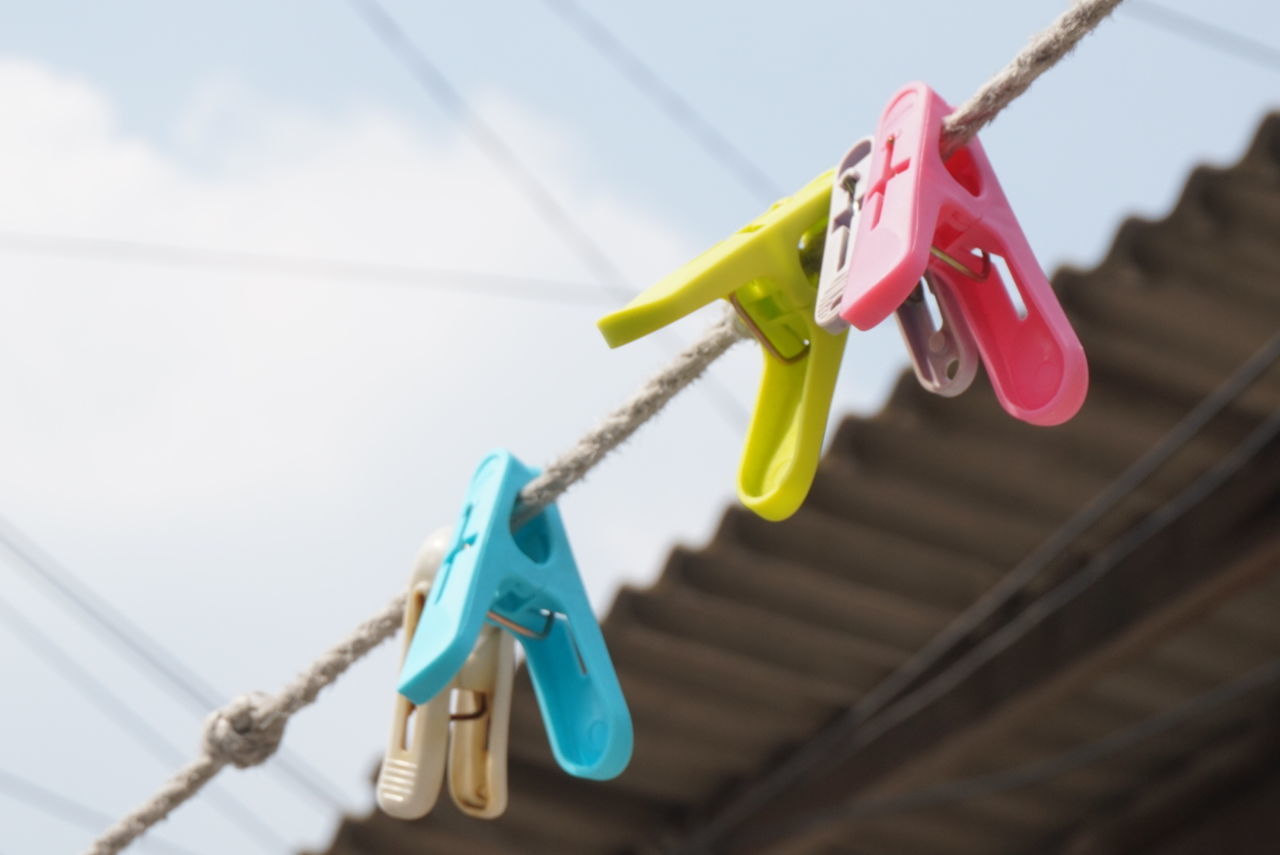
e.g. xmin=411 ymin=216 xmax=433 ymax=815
xmin=376 ymin=528 xmax=515 ymax=820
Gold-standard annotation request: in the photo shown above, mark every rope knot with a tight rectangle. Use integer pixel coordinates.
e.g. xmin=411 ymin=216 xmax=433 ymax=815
xmin=202 ymin=692 xmax=285 ymax=769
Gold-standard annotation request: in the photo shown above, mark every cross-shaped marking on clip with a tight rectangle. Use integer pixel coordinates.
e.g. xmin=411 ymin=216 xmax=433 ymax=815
xmin=864 ymin=134 xmax=911 ymax=229
xmin=436 ymin=506 xmax=477 ymax=600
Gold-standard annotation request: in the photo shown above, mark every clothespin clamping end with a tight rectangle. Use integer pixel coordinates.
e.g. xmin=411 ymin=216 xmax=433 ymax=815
xmin=597 ymin=174 xmax=848 ymax=521
xmin=376 ymin=527 xmax=516 ymax=820
xmin=825 ymin=82 xmax=1088 ymax=425
xmin=397 ymin=450 xmax=633 ymax=783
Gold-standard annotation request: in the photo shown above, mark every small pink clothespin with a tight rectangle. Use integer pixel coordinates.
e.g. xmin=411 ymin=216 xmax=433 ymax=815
xmin=834 ymin=82 xmax=1087 ymax=426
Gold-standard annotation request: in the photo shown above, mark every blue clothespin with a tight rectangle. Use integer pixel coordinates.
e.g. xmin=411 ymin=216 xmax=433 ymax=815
xmin=398 ymin=450 xmax=633 ymax=781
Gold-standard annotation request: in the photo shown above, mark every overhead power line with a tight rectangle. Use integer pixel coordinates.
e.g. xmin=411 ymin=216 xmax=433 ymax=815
xmin=0 ymin=592 xmax=287 ymax=853
xmin=537 ymin=0 xmax=783 ymax=204
xmin=755 ymin=657 xmax=1280 ymax=846
xmin=1125 ymin=1 xmax=1280 ymax=74
xmin=0 ymin=513 xmax=349 ymax=813
xmin=0 ymin=230 xmax=610 ymax=307
xmin=344 ymin=0 xmax=634 ymax=298
xmin=344 ymin=0 xmax=750 ymax=427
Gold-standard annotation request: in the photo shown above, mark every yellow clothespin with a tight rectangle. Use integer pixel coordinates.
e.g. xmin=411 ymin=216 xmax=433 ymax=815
xmin=597 ymin=171 xmax=846 ymax=521
xmin=376 ymin=528 xmax=515 ymax=820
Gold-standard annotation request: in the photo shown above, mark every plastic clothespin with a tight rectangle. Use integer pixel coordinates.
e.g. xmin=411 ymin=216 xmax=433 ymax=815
xmin=376 ymin=527 xmax=516 ymax=820
xmin=597 ymin=173 xmax=847 ymax=521
xmin=815 ymin=137 xmax=875 ymax=334
xmin=398 ymin=450 xmax=632 ymax=781
xmin=816 ymin=137 xmax=979 ymax=397
xmin=892 ymin=276 xmax=980 ymax=397
xmin=832 ymin=82 xmax=1088 ymax=425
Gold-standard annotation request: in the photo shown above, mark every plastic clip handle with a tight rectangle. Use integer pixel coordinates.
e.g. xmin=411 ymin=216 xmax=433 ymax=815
xmin=927 ymin=233 xmax=1087 ymax=424
xmin=893 ymin=274 xmax=979 ymax=397
xmin=518 ymin=565 xmax=632 ymax=780
xmin=377 ymin=529 xmax=455 ymax=819
xmin=738 ymin=325 xmax=844 ymax=521
xmin=922 ymin=99 xmax=1086 ymax=422
xmin=447 ymin=623 xmax=515 ymax=818
xmin=837 ymin=84 xmax=946 ymax=331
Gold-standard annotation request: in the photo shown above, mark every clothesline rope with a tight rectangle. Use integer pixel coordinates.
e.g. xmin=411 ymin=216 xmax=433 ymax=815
xmin=82 ymin=2 xmax=1123 ymax=851
xmin=941 ymin=0 xmax=1124 ymax=155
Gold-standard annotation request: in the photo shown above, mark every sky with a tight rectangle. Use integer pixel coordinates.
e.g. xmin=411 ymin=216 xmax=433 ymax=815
xmin=0 ymin=1 xmax=1276 ymax=853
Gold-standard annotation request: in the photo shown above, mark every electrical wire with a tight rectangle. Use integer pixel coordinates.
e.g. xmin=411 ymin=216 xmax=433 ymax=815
xmin=537 ymin=0 xmax=783 ymax=204
xmin=852 ymin=333 xmax=1280 ymax=724
xmin=343 ymin=0 xmax=751 ymax=429
xmin=710 ymin=383 xmax=1280 ymax=850
xmin=0 ymin=230 xmax=610 ymax=307
xmin=0 ymin=592 xmax=287 ymax=853
xmin=755 ymin=657 xmax=1280 ymax=845
xmin=0 ymin=513 xmax=349 ymax=813
xmin=0 ymin=767 xmax=209 ymax=855
xmin=745 ymin=402 xmax=1280 ymax=849
xmin=1125 ymin=1 xmax=1280 ymax=74
xmin=344 ymin=0 xmax=634 ymax=298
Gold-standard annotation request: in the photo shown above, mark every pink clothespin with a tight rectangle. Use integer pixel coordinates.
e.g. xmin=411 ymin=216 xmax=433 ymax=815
xmin=835 ymin=82 xmax=1087 ymax=426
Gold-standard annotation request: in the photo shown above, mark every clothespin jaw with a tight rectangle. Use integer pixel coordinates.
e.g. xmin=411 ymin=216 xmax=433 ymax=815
xmin=376 ymin=528 xmax=457 ymax=820
xmin=837 ymin=82 xmax=1088 ymax=425
xmin=398 ymin=450 xmax=633 ymax=781
xmin=597 ymin=173 xmax=847 ymax=521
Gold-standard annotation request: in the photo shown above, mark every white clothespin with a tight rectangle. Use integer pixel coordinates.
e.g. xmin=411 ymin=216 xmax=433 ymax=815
xmin=376 ymin=528 xmax=515 ymax=820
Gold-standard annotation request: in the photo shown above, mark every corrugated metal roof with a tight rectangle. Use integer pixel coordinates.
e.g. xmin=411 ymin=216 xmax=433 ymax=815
xmin=310 ymin=113 xmax=1280 ymax=855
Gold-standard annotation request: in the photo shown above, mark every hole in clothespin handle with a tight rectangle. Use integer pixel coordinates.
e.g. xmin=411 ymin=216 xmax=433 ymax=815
xmin=450 ymin=689 xmax=488 ymax=722
xmin=987 ymin=252 xmax=1028 ymax=320
xmin=941 ymin=144 xmax=983 ymax=197
xmin=401 ymin=705 xmax=416 ymax=751
xmin=509 ymin=511 xmax=552 ymax=564
xmin=921 ymin=283 xmax=943 ymax=330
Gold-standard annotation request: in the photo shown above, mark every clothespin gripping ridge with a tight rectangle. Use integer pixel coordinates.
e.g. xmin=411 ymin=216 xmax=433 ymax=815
xmin=398 ymin=450 xmax=632 ymax=781
xmin=597 ymin=173 xmax=847 ymax=521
